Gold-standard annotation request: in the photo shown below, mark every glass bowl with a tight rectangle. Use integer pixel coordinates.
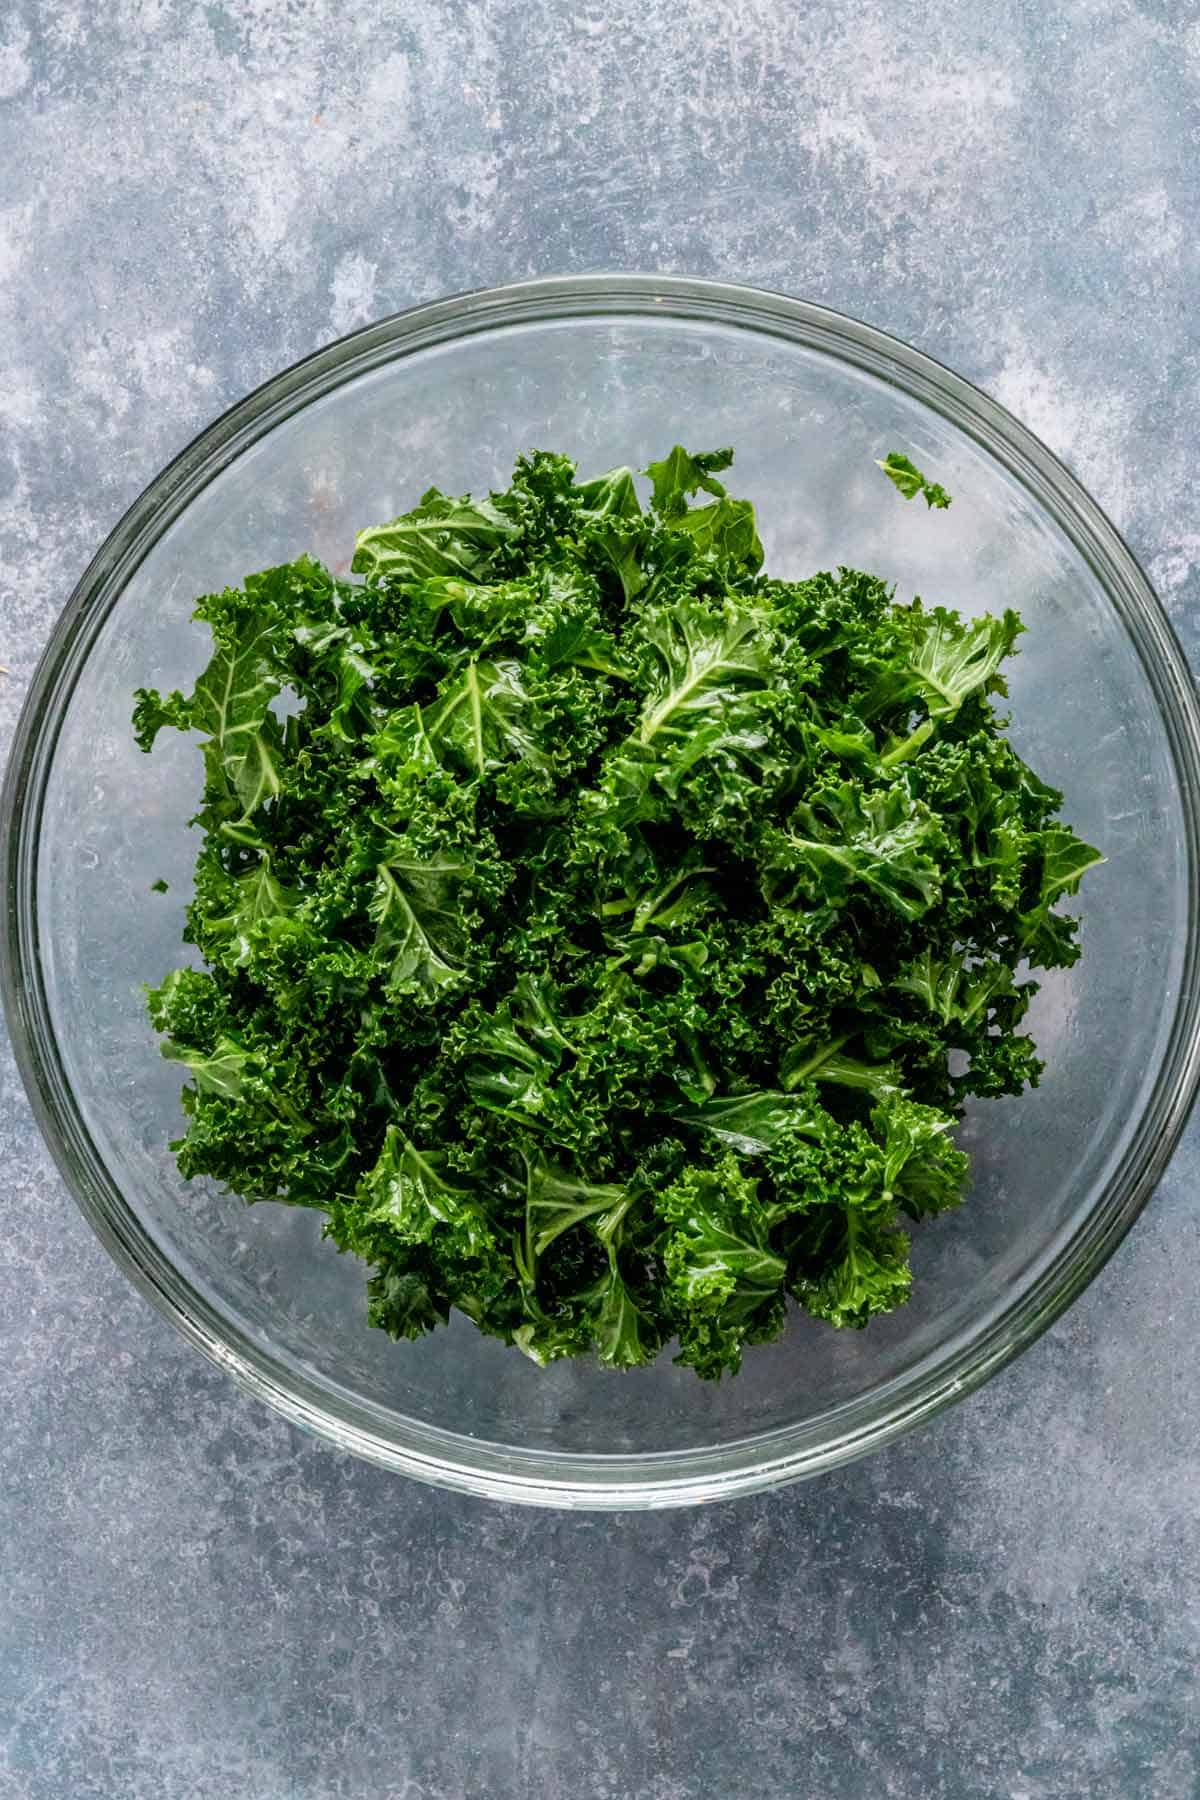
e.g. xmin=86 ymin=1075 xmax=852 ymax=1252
xmin=5 ymin=275 xmax=1200 ymax=1509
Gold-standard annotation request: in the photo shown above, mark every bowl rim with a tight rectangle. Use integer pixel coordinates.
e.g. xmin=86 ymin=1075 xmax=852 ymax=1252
xmin=4 ymin=271 xmax=1200 ymax=1508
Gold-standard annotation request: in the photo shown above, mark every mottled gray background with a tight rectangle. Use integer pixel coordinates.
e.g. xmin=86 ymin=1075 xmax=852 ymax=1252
xmin=2 ymin=3 xmax=1199 ymax=1796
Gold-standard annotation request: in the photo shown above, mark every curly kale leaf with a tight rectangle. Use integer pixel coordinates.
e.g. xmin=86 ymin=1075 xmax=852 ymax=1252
xmin=352 ymin=490 xmax=518 ymax=583
xmin=134 ymin=605 xmax=283 ymax=815
xmin=644 ymin=444 xmax=762 ymax=570
xmin=369 ymin=856 xmax=470 ymax=1000
xmin=658 ymin=1158 xmax=788 ymax=1378
xmin=765 ymin=780 xmax=944 ymax=924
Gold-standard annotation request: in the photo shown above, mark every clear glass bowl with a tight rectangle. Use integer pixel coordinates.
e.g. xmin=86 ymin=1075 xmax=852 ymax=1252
xmin=5 ymin=275 xmax=1200 ymax=1508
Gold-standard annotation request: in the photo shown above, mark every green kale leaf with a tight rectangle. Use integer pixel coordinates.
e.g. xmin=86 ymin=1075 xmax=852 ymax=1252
xmin=878 ymin=450 xmax=952 ymax=509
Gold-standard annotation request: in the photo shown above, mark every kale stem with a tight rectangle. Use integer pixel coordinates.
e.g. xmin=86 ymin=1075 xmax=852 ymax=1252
xmin=781 ymin=1032 xmax=851 ymax=1091
xmin=880 ymin=718 xmax=935 ymax=769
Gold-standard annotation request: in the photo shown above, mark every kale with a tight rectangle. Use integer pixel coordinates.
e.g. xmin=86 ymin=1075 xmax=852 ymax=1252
xmin=877 ymin=450 xmax=952 ymax=510
xmin=133 ymin=447 xmax=1101 ymax=1378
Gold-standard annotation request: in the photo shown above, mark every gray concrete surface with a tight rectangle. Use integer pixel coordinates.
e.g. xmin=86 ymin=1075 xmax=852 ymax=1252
xmin=2 ymin=3 xmax=1200 ymax=1795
